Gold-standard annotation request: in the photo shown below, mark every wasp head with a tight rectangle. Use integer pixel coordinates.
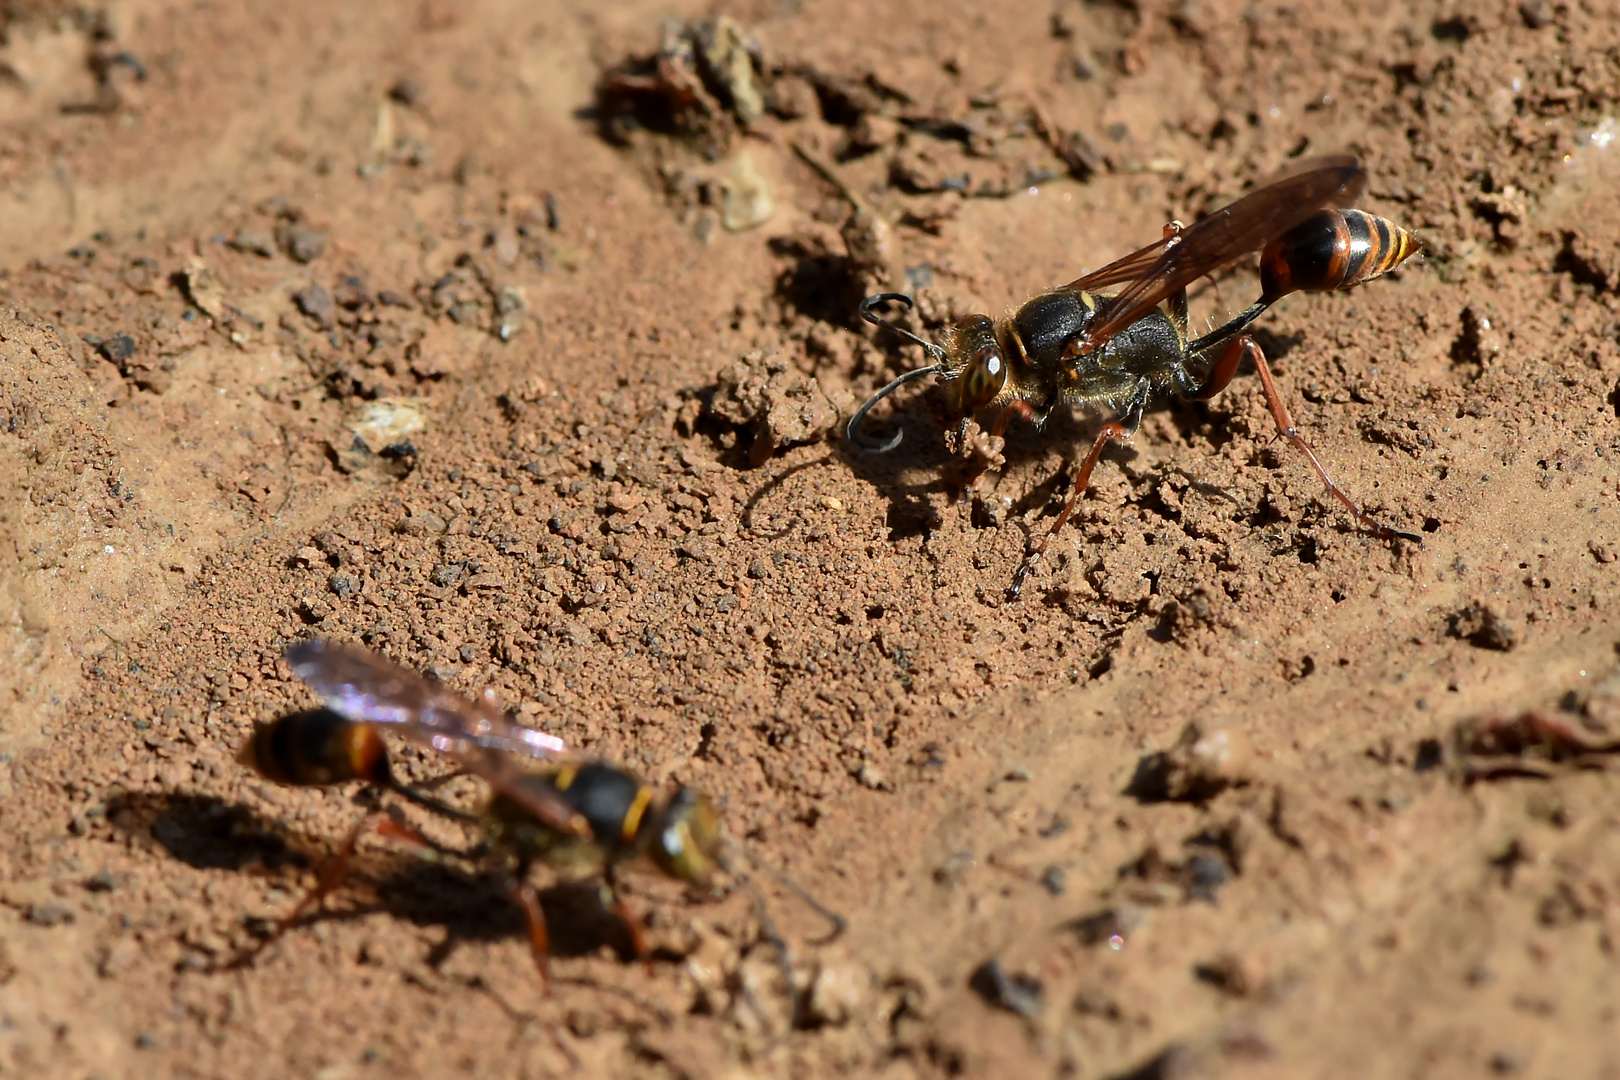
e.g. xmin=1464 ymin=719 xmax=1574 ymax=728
xmin=943 ymin=314 xmax=1009 ymax=414
xmin=650 ymin=788 xmax=723 ymax=888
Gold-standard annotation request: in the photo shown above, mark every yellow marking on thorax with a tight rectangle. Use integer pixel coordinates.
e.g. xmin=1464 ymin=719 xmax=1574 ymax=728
xmin=1005 ymin=324 xmax=1030 ymax=366
xmin=621 ymin=786 xmax=655 ymax=844
xmin=552 ymin=765 xmax=578 ymax=791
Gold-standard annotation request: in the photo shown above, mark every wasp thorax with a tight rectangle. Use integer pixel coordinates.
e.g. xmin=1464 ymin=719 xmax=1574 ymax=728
xmin=946 ymin=314 xmax=1006 ymax=411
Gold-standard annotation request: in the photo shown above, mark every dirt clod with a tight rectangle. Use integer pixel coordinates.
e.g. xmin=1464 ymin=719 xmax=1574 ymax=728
xmin=1128 ymin=720 xmax=1256 ymax=802
xmin=708 ymin=349 xmax=838 ymax=464
xmin=1448 ymin=603 xmax=1519 ymax=651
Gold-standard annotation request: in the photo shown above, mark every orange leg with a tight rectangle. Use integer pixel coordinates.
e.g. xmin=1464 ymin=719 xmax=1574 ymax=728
xmin=599 ymin=867 xmax=651 ymax=973
xmin=509 ymin=879 xmax=552 ymax=992
xmin=608 ymin=891 xmax=651 ymax=972
xmin=990 ymin=399 xmax=1042 ymax=440
xmin=1007 ymin=418 xmax=1137 ymax=600
xmin=236 ymin=813 xmax=440 ymax=965
xmin=1195 ymin=336 xmax=1421 ymax=545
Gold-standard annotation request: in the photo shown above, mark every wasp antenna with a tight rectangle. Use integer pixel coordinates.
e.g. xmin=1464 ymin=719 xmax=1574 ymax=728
xmin=726 ymin=839 xmax=847 ymax=942
xmin=850 ymin=293 xmax=949 ymax=451
xmin=741 ymin=873 xmax=802 ymax=1034
xmin=715 ymin=839 xmax=845 ymax=1036
xmin=846 ymin=364 xmax=943 ymax=452
xmin=860 ymin=293 xmax=948 ymax=363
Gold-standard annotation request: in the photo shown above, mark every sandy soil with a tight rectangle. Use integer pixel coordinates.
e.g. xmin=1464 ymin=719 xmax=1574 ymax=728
xmin=2 ymin=0 xmax=1620 ymax=1077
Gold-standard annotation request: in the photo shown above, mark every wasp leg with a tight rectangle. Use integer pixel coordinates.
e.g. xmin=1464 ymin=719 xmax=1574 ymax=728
xmin=601 ymin=867 xmax=652 ymax=972
xmin=1189 ymin=335 xmax=1422 ymax=545
xmin=1181 ymin=328 xmax=1249 ymax=400
xmin=509 ymin=871 xmax=553 ymax=992
xmin=235 ymin=812 xmax=439 ymax=966
xmin=989 ymin=399 xmax=1042 ymax=440
xmin=1007 ymin=415 xmax=1140 ymax=601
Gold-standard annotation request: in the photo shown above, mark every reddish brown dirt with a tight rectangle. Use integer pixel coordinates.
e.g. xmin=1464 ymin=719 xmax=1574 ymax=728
xmin=4 ymin=1 xmax=1620 ymax=1077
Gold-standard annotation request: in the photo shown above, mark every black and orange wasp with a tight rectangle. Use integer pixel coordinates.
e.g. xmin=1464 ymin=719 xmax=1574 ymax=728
xmin=846 ymin=155 xmax=1423 ymax=598
xmin=236 ymin=639 xmax=842 ymax=1026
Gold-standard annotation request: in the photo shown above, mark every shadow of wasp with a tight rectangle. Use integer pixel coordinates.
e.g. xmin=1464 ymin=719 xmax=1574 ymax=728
xmin=848 ymin=154 xmax=1423 ymax=599
xmin=235 ymin=639 xmax=844 ymax=1027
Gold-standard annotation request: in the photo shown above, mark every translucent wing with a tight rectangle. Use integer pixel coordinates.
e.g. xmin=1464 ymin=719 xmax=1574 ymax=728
xmin=285 ymin=639 xmax=566 ymax=757
xmin=284 ymin=639 xmax=588 ymax=835
xmin=1063 ymin=234 xmax=1176 ymax=292
xmin=1064 ymin=156 xmax=1366 ymax=352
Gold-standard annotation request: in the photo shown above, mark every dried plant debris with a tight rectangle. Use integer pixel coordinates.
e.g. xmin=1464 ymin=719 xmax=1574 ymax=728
xmin=1428 ymin=708 xmax=1620 ymax=783
xmin=596 ymin=16 xmax=767 ymax=154
xmin=719 ymin=150 xmax=774 ymax=232
xmin=707 ymin=349 xmax=839 ymax=465
xmin=596 ymin=15 xmax=1101 ymax=231
xmin=791 ymin=141 xmax=901 ymax=294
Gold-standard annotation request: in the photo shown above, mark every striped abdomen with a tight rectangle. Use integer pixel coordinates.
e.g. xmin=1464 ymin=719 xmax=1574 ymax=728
xmin=237 ymin=708 xmax=393 ymax=787
xmin=1260 ymin=209 xmax=1420 ymax=301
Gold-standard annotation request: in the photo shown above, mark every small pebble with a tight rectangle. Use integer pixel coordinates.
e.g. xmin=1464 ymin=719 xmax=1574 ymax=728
xmin=969 ymin=959 xmax=1044 ymax=1018
xmin=388 ymin=77 xmax=424 ymax=106
xmin=294 ymin=284 xmax=335 ymax=328
xmin=280 ymin=225 xmax=328 ymax=263
xmin=230 ymin=230 xmax=275 ymax=257
xmin=97 ymin=334 xmax=136 ymax=362
xmin=28 ymin=902 xmax=74 ymax=926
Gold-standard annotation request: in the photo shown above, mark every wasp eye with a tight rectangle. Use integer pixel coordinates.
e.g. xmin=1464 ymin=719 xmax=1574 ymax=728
xmin=962 ymin=347 xmax=1007 ymax=409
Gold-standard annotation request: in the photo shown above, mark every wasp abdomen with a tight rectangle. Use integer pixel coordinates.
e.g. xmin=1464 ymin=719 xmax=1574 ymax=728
xmin=1260 ymin=209 xmax=1419 ymax=301
xmin=237 ymin=707 xmax=392 ymax=787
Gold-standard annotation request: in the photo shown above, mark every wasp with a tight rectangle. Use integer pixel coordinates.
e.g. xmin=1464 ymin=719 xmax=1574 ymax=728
xmin=237 ymin=640 xmax=842 ymax=1025
xmin=846 ymin=155 xmax=1423 ymax=599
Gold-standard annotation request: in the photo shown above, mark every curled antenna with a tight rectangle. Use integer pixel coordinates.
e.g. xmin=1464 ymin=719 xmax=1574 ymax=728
xmin=717 ymin=839 xmax=846 ymax=1034
xmin=846 ymin=366 xmax=941 ymax=453
xmin=848 ymin=293 xmax=946 ymax=452
xmin=859 ymin=293 xmax=946 ymax=361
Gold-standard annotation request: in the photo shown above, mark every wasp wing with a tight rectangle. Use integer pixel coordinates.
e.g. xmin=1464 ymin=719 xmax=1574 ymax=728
xmin=1062 ymin=234 xmax=1176 ymax=292
xmin=285 ymin=639 xmax=566 ymax=758
xmin=284 ymin=640 xmax=588 ymax=836
xmin=1063 ymin=156 xmax=1366 ymax=351
xmin=428 ymin=742 xmax=591 ymax=836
